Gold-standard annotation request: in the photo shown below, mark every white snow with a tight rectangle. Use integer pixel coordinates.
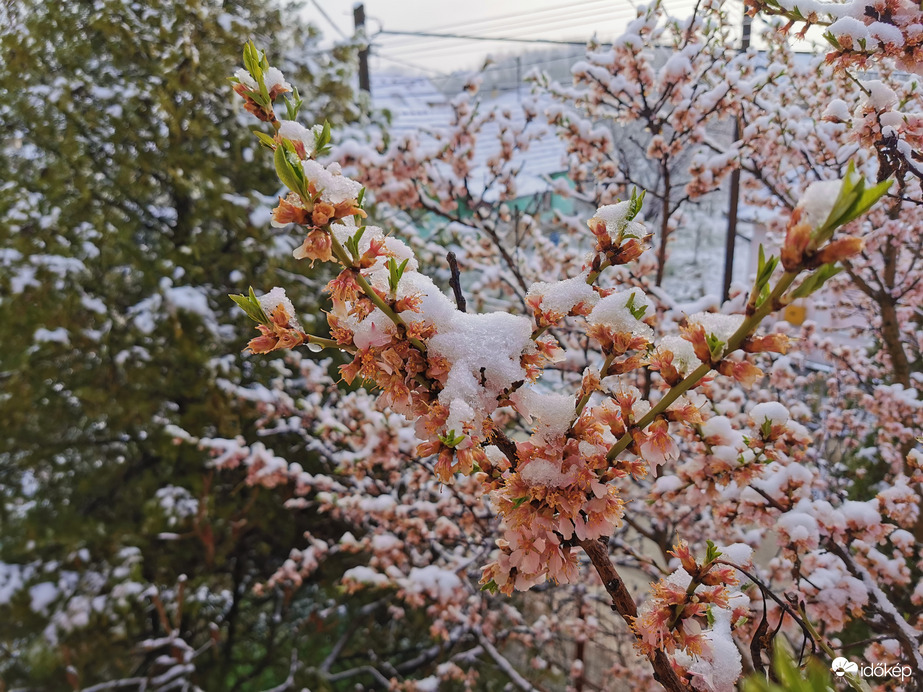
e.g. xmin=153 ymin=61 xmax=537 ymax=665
xmin=33 ymin=327 xmax=69 ymax=345
xmin=776 ymin=511 xmax=820 ymax=546
xmin=29 ymin=582 xmax=58 ymax=613
xmin=659 ymin=335 xmax=702 ymax=375
xmin=798 ymin=179 xmax=843 ymax=229
xmin=688 ymin=312 xmax=745 ymax=344
xmin=827 ymin=17 xmax=869 ymax=44
xmin=526 ymin=273 xmax=597 ymax=317
xmin=520 ymin=458 xmax=576 ymax=488
xmin=404 ymin=565 xmax=463 ymax=603
xmin=748 ymin=402 xmax=790 ymax=426
xmin=719 ymin=543 xmax=753 ymax=566
xmin=587 ymin=287 xmax=652 ymax=338
xmin=302 ymin=160 xmax=363 ymax=205
xmin=591 ymin=201 xmax=645 ymax=240
xmin=512 ymin=387 xmax=575 ymax=443
xmin=676 ymin=607 xmax=741 ymax=692
xmin=233 ymin=68 xmax=257 ymax=90
xmin=428 ymin=311 xmax=533 ymax=431
xmin=278 ymin=120 xmax=322 ymax=157
xmin=258 ymin=287 xmax=300 ymax=329
xmin=661 ymin=53 xmax=692 ymax=80
xmin=700 ymin=416 xmax=743 ymax=448
xmin=342 ymin=566 xmax=390 ymax=588
xmin=822 ymin=99 xmax=851 ymax=121
xmin=262 ymin=67 xmax=291 ymax=93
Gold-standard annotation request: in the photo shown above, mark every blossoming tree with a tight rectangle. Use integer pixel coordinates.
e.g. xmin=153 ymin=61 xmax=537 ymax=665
xmin=218 ymin=2 xmax=922 ymax=681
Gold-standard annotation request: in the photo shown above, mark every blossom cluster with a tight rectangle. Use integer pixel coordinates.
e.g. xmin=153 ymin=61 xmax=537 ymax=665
xmin=221 ymin=36 xmax=907 ymax=690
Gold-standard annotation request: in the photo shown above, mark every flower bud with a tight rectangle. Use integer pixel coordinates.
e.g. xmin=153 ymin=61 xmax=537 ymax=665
xmin=271 ymin=194 xmax=309 ymax=227
xmin=311 ymin=201 xmax=336 ymax=226
xmin=743 ymin=333 xmax=792 ymax=354
xmin=717 ymin=359 xmax=763 ymax=387
xmin=781 ymin=217 xmax=812 ymax=271
xmin=293 ymin=229 xmax=333 ymax=263
xmin=813 ymin=236 xmax=864 ymax=266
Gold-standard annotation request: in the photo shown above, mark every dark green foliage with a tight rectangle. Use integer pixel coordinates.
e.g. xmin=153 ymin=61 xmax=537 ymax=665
xmin=0 ymin=0 xmax=358 ymax=686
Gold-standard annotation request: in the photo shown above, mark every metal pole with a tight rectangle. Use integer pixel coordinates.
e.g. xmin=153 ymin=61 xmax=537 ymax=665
xmin=722 ymin=10 xmax=752 ymax=302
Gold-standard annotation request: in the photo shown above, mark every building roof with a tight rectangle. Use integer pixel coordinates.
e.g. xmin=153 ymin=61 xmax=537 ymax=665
xmin=371 ymin=72 xmax=568 ymax=201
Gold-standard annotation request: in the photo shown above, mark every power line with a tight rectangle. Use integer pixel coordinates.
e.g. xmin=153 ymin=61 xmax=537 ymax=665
xmin=369 ymin=0 xmax=704 ymax=77
xmin=376 ymin=40 xmax=581 ymax=64
xmin=309 ymin=0 xmax=348 ymax=39
xmin=376 ymin=29 xmax=589 ymax=47
xmin=374 ymin=53 xmax=450 ymax=77
xmin=371 ymin=51 xmax=589 ymax=84
xmin=375 ymin=1 xmax=633 ymax=49
xmin=404 ymin=0 xmax=619 ymax=35
xmin=377 ymin=7 xmax=639 ymax=55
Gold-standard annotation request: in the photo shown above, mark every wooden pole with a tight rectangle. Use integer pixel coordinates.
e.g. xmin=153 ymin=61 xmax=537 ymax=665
xmin=353 ymin=3 xmax=371 ymax=95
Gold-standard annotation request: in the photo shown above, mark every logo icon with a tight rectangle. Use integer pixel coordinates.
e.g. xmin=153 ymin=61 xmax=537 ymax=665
xmin=831 ymin=657 xmax=859 ymax=677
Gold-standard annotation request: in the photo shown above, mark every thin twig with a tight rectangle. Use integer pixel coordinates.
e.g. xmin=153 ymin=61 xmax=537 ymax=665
xmin=446 ymin=251 xmax=467 ymax=313
xmin=476 ymin=629 xmax=543 ymax=692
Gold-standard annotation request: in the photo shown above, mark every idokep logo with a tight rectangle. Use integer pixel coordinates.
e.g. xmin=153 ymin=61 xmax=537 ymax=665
xmin=830 ymin=656 xmax=913 ymax=683
xmin=831 ymin=657 xmax=859 ymax=677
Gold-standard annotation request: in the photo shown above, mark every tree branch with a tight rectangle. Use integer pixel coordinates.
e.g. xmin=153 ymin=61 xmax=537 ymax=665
xmin=579 ymin=538 xmax=686 ymax=692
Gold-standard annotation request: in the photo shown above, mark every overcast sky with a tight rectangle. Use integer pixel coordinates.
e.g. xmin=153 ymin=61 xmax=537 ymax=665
xmin=303 ymin=0 xmax=724 ymax=76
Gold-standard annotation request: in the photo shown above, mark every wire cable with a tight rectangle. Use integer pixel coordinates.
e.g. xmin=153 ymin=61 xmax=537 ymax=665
xmin=405 ymin=0 xmax=619 ymax=35
xmin=377 ymin=29 xmax=587 ymax=46
xmin=309 ymin=0 xmax=349 ymax=40
xmin=375 ymin=5 xmax=639 ymax=53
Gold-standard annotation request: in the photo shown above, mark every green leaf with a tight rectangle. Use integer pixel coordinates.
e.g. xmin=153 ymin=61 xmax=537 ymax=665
xmin=284 ymin=86 xmax=303 ymax=121
xmin=705 ymin=539 xmax=722 ymax=564
xmin=817 ymin=162 xmax=892 ymax=238
xmin=438 ymin=429 xmax=465 ymax=448
xmin=242 ymin=41 xmax=259 ymax=78
xmin=706 ymin=333 xmax=726 ymax=360
xmin=241 ymin=41 xmax=271 ymax=106
xmin=253 ymin=130 xmax=276 ymax=149
xmin=822 ymin=30 xmax=843 ymax=51
xmin=760 ymin=418 xmax=773 ymax=439
xmin=481 ymin=579 xmax=499 ymax=594
xmin=354 ymin=187 xmax=366 ymax=223
xmin=835 ymin=177 xmax=892 ymax=229
xmin=625 ymin=291 xmax=648 ymax=320
xmin=388 ymin=257 xmax=409 ymax=294
xmin=756 ymin=281 xmax=771 ymax=308
xmin=229 ymin=286 xmax=270 ymax=324
xmin=791 ymin=263 xmax=842 ymax=300
xmin=744 ymin=644 xmax=853 ymax=692
xmin=511 ymin=497 xmax=528 ymax=509
xmin=627 ymin=188 xmax=646 ymax=221
xmin=344 ymin=226 xmax=367 ymax=260
xmin=755 ymin=245 xmax=779 ymax=289
xmin=273 ymin=142 xmax=306 ymax=197
xmin=314 ymin=120 xmax=332 ymax=156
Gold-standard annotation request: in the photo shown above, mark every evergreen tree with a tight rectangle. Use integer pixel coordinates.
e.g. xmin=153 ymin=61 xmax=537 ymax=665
xmin=0 ymin=0 xmax=358 ymax=686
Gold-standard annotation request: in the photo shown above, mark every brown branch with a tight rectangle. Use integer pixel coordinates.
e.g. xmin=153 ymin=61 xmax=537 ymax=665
xmin=825 ymin=541 xmax=923 ymax=674
xmin=489 ymin=429 xmax=520 ymax=470
xmin=446 ymin=251 xmax=467 ymax=313
xmin=579 ymin=538 xmax=686 ymax=692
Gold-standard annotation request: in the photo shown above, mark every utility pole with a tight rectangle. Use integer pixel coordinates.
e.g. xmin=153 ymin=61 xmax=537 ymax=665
xmin=721 ymin=10 xmax=752 ymax=303
xmin=353 ymin=3 xmax=371 ymax=95
xmin=516 ymin=56 xmax=521 ymax=102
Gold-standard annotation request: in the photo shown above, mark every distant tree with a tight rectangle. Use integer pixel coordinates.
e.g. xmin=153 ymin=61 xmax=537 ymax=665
xmin=536 ymin=0 xmax=758 ymax=288
xmin=0 ymin=0 xmax=361 ymax=687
